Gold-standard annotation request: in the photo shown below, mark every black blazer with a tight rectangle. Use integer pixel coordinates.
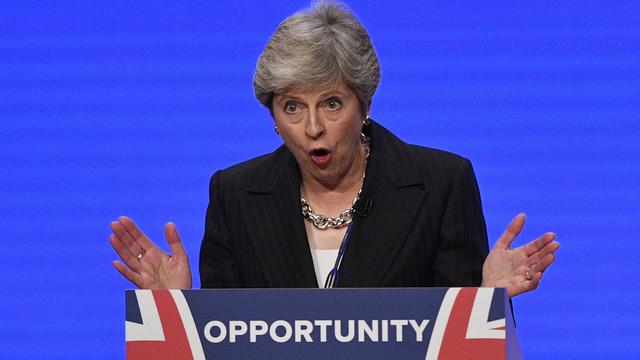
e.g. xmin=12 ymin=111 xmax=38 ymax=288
xmin=200 ymin=122 xmax=489 ymax=288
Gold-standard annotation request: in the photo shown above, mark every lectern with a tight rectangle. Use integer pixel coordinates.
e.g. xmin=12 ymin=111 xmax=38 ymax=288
xmin=125 ymin=287 xmax=521 ymax=359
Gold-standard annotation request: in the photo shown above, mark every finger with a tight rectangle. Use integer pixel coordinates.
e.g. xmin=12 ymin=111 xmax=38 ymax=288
xmin=528 ymin=272 xmax=542 ymax=290
xmin=112 ymin=260 xmax=144 ymax=288
xmin=526 ymin=240 xmax=560 ymax=266
xmin=533 ymin=239 xmax=560 ymax=260
xmin=494 ymin=213 xmax=526 ymax=250
xmin=118 ymin=216 xmax=155 ymax=251
xmin=543 ymin=240 xmax=560 ymax=255
xmin=522 ymin=232 xmax=556 ymax=257
xmin=531 ymin=252 xmax=557 ymax=273
xmin=165 ymin=222 xmax=187 ymax=258
xmin=109 ymin=234 xmax=142 ymax=272
xmin=110 ymin=221 xmax=144 ymax=256
xmin=510 ymin=272 xmax=542 ymax=297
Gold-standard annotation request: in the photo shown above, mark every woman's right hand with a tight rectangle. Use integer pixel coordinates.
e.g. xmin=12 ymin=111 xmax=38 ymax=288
xmin=109 ymin=216 xmax=192 ymax=289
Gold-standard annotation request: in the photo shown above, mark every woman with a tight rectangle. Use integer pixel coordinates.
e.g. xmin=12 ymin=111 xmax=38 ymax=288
xmin=109 ymin=1 xmax=558 ymax=296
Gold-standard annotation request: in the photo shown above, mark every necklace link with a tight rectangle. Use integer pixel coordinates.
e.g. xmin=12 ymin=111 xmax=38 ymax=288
xmin=301 ymin=199 xmax=355 ymax=229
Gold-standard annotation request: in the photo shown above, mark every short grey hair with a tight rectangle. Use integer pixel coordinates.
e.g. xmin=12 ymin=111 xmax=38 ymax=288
xmin=253 ymin=1 xmax=381 ymax=113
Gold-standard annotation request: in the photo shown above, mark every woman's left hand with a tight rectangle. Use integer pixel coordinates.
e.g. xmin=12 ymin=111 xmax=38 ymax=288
xmin=482 ymin=213 xmax=560 ymax=297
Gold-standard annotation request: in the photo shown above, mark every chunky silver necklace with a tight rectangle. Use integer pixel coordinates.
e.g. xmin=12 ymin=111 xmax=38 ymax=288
xmin=301 ymin=134 xmax=370 ymax=230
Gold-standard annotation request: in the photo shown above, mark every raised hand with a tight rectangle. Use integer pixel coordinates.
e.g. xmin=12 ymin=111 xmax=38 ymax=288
xmin=109 ymin=216 xmax=192 ymax=289
xmin=482 ymin=214 xmax=559 ymax=297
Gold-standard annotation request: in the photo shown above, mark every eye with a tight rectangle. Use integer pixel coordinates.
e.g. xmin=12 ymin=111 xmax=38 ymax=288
xmin=326 ymin=97 xmax=342 ymax=111
xmin=284 ymin=101 xmax=299 ymax=113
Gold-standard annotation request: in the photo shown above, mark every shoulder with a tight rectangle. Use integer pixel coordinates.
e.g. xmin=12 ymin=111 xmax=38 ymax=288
xmin=214 ymin=150 xmax=275 ymax=182
xmin=208 ymin=145 xmax=295 ymax=194
xmin=369 ymin=121 xmax=472 ymax=183
xmin=408 ymin=143 xmax=471 ymax=175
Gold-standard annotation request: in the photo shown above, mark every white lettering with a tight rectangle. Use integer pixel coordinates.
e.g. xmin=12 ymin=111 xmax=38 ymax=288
xmin=229 ymin=320 xmax=247 ymax=343
xmin=409 ymin=319 xmax=429 ymax=342
xmin=334 ymin=320 xmax=355 ymax=342
xmin=294 ymin=320 xmax=314 ymax=342
xmin=201 ymin=318 xmax=431 ymax=344
xmin=314 ymin=320 xmax=332 ymax=342
xmin=269 ymin=320 xmax=293 ymax=343
xmin=358 ymin=320 xmax=379 ymax=342
xmin=204 ymin=320 xmax=227 ymax=343
xmin=249 ymin=321 xmax=268 ymax=343
xmin=390 ymin=319 xmax=408 ymax=341
xmin=381 ymin=319 xmax=389 ymax=342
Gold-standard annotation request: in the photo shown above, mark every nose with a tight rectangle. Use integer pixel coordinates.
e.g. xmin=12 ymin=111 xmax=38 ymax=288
xmin=304 ymin=109 xmax=325 ymax=140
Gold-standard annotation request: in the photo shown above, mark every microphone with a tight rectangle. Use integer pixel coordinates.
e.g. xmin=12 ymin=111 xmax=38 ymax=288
xmin=353 ymin=197 xmax=373 ymax=217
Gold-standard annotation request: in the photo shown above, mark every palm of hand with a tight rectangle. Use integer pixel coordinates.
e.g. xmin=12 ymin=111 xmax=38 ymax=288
xmin=483 ymin=246 xmax=533 ymax=297
xmin=482 ymin=214 xmax=559 ymax=297
xmin=109 ymin=217 xmax=193 ymax=289
xmin=138 ymin=245 xmax=192 ymax=289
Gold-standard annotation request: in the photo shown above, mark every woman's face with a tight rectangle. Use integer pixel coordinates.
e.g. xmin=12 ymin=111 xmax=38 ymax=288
xmin=272 ymin=79 xmax=364 ymax=187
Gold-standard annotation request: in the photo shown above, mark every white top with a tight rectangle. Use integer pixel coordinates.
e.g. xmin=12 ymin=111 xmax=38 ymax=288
xmin=310 ymin=248 xmax=339 ymax=288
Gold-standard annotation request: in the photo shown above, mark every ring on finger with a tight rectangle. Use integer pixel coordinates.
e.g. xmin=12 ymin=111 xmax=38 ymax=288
xmin=525 ymin=268 xmax=532 ymax=281
xmin=136 ymin=252 xmax=144 ymax=261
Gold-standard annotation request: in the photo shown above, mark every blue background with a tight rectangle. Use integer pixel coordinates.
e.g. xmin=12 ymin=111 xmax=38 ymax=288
xmin=1 ymin=0 xmax=638 ymax=358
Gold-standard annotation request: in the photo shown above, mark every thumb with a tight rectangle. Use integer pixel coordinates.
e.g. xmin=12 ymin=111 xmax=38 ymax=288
xmin=494 ymin=213 xmax=526 ymax=250
xmin=164 ymin=222 xmax=186 ymax=257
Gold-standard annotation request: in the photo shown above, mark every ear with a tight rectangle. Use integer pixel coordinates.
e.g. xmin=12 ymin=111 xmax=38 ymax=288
xmin=364 ymin=100 xmax=373 ymax=117
xmin=359 ymin=101 xmax=367 ymax=116
xmin=363 ymin=101 xmax=373 ymax=124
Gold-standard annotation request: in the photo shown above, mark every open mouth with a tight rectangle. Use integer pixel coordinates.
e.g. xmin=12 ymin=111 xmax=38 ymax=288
xmin=309 ymin=148 xmax=332 ymax=167
xmin=311 ymin=149 xmax=329 ymax=156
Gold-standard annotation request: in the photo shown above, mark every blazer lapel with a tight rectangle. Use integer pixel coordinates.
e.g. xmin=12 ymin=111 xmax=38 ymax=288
xmin=242 ymin=147 xmax=318 ymax=288
xmin=338 ymin=123 xmax=428 ymax=287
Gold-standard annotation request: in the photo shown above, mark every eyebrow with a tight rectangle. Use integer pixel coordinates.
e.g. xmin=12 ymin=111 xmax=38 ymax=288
xmin=278 ymin=90 xmax=347 ymax=103
xmin=319 ymin=90 xmax=347 ymax=98
xmin=279 ymin=95 xmax=304 ymax=103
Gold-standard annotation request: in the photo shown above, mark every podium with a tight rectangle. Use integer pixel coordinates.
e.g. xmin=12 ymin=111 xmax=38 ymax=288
xmin=125 ymin=287 xmax=522 ymax=359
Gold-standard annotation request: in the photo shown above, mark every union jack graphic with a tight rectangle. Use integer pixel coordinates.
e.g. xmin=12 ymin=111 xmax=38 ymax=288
xmin=126 ymin=290 xmax=205 ymax=360
xmin=426 ymin=287 xmax=512 ymax=360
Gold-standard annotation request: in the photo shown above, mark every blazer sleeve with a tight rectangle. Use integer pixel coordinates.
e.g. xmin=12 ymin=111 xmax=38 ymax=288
xmin=433 ymin=158 xmax=489 ymax=287
xmin=199 ymin=171 xmax=244 ymax=288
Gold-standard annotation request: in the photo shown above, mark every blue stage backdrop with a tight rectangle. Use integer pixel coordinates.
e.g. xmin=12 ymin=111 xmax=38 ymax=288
xmin=1 ymin=1 xmax=638 ymax=359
